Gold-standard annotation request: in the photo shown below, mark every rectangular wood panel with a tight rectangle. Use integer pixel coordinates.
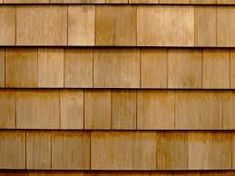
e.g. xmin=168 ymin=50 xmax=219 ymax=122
xmin=112 ymin=90 xmax=137 ymax=129
xmin=38 ymin=48 xmax=64 ymax=88
xmin=231 ymin=51 xmax=235 ymax=88
xmin=222 ymin=92 xmax=235 ymax=129
xmin=175 ymin=91 xmax=222 ymax=129
xmin=141 ymin=49 xmax=167 ymax=88
xmin=194 ymin=7 xmax=216 ymax=46
xmin=0 ymin=90 xmax=15 ymax=128
xmin=0 ymin=49 xmax=4 ymax=87
xmin=85 ymin=90 xmax=111 ymax=129
xmin=202 ymin=50 xmax=230 ymax=89
xmin=65 ymin=49 xmax=93 ymax=88
xmin=26 ymin=132 xmax=51 ymax=169
xmin=168 ymin=49 xmax=202 ymax=88
xmin=68 ymin=6 xmax=95 ymax=46
xmin=95 ymin=6 xmax=136 ymax=46
xmin=0 ymin=7 xmax=15 ymax=45
xmin=16 ymin=90 xmax=60 ymax=129
xmin=52 ymin=132 xmax=90 ymax=169
xmin=91 ymin=132 xmax=156 ymax=170
xmin=137 ymin=6 xmax=194 ymax=46
xmin=94 ymin=49 xmax=140 ymax=88
xmin=217 ymin=7 xmax=235 ymax=47
xmin=156 ymin=132 xmax=188 ymax=170
xmin=4 ymin=0 xmax=49 ymax=3
xmin=188 ymin=132 xmax=232 ymax=170
xmin=6 ymin=48 xmax=38 ymax=87
xmin=0 ymin=131 xmax=25 ymax=169
xmin=60 ymin=90 xmax=84 ymax=129
xmin=16 ymin=6 xmax=67 ymax=45
xmin=137 ymin=91 xmax=174 ymax=129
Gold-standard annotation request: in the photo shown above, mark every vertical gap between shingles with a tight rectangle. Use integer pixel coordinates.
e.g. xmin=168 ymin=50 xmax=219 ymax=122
xmin=50 ymin=132 xmax=53 ymax=169
xmin=110 ymin=90 xmax=113 ymax=129
xmin=201 ymin=49 xmax=203 ymax=88
xmin=67 ymin=6 xmax=69 ymax=46
xmin=83 ymin=90 xmax=85 ymax=130
xmin=25 ymin=131 xmax=27 ymax=169
xmin=135 ymin=90 xmax=137 ymax=130
xmin=15 ymin=6 xmax=17 ymax=45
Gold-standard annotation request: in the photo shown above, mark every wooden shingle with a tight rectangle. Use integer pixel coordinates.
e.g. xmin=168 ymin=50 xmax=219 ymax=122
xmin=0 ymin=7 xmax=15 ymax=45
xmin=175 ymin=91 xmax=222 ymax=129
xmin=137 ymin=91 xmax=174 ymax=129
xmin=0 ymin=131 xmax=25 ymax=169
xmin=194 ymin=7 xmax=216 ymax=46
xmin=60 ymin=90 xmax=84 ymax=129
xmin=38 ymin=48 xmax=64 ymax=88
xmin=0 ymin=90 xmax=15 ymax=128
xmin=68 ymin=6 xmax=95 ymax=46
xmin=6 ymin=48 xmax=38 ymax=88
xmin=16 ymin=90 xmax=60 ymax=129
xmin=141 ymin=49 xmax=167 ymax=88
xmin=65 ymin=49 xmax=93 ymax=88
xmin=217 ymin=7 xmax=235 ymax=47
xmin=137 ymin=6 xmax=194 ymax=46
xmin=0 ymin=49 xmax=4 ymax=87
xmin=26 ymin=132 xmax=51 ymax=169
xmin=168 ymin=49 xmax=202 ymax=88
xmin=188 ymin=132 xmax=232 ymax=170
xmin=16 ymin=6 xmax=67 ymax=45
xmin=52 ymin=132 xmax=90 ymax=169
xmin=156 ymin=132 xmax=188 ymax=170
xmin=112 ymin=90 xmax=137 ymax=129
xmin=85 ymin=90 xmax=111 ymax=129
xmin=95 ymin=6 xmax=136 ymax=46
xmin=94 ymin=49 xmax=140 ymax=88
xmin=202 ymin=50 xmax=230 ymax=89
xmin=91 ymin=132 xmax=156 ymax=170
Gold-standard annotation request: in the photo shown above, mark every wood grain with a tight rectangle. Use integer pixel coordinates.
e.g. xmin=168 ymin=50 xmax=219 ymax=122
xmin=141 ymin=49 xmax=167 ymax=88
xmin=95 ymin=6 xmax=136 ymax=46
xmin=188 ymin=132 xmax=232 ymax=170
xmin=6 ymin=48 xmax=38 ymax=87
xmin=52 ymin=132 xmax=90 ymax=169
xmin=91 ymin=132 xmax=156 ymax=170
xmin=60 ymin=90 xmax=84 ymax=129
xmin=129 ymin=0 xmax=158 ymax=3
xmin=137 ymin=6 xmax=194 ymax=46
xmin=222 ymin=92 xmax=235 ymax=129
xmin=38 ymin=48 xmax=64 ymax=88
xmin=50 ymin=0 xmax=105 ymax=3
xmin=85 ymin=90 xmax=111 ymax=129
xmin=0 ymin=7 xmax=15 ymax=45
xmin=65 ymin=49 xmax=93 ymax=88
xmin=16 ymin=6 xmax=67 ymax=45
xmin=0 ymin=90 xmax=15 ymax=128
xmin=191 ymin=0 xmax=216 ymax=4
xmin=26 ymin=132 xmax=51 ymax=169
xmin=4 ymin=0 xmax=49 ymax=3
xmin=94 ymin=49 xmax=140 ymax=88
xmin=156 ymin=132 xmax=188 ymax=170
xmin=16 ymin=90 xmax=60 ymax=129
xmin=0 ymin=131 xmax=25 ymax=169
xmin=202 ymin=50 xmax=230 ymax=89
xmin=137 ymin=91 xmax=174 ymax=129
xmin=175 ymin=91 xmax=222 ymax=129
xmin=0 ymin=49 xmax=4 ymax=87
xmin=194 ymin=7 xmax=216 ymax=46
xmin=112 ymin=90 xmax=137 ymax=129
xmin=231 ymin=51 xmax=235 ymax=88
xmin=168 ymin=49 xmax=202 ymax=88
xmin=68 ymin=6 xmax=95 ymax=46
xmin=217 ymin=7 xmax=235 ymax=47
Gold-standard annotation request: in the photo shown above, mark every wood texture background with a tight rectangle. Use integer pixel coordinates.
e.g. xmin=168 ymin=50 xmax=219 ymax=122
xmin=0 ymin=0 xmax=234 ymax=175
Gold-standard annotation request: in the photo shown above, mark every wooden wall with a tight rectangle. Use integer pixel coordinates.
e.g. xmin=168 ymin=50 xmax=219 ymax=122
xmin=0 ymin=0 xmax=235 ymax=175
